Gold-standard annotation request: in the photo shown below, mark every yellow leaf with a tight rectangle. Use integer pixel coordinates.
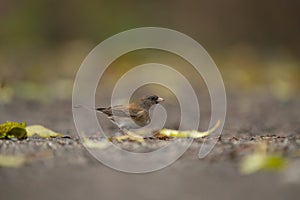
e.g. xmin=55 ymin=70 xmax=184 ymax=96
xmin=159 ymin=120 xmax=221 ymax=138
xmin=26 ymin=125 xmax=62 ymax=138
xmin=0 ymin=155 xmax=26 ymax=168
xmin=83 ymin=138 xmax=111 ymax=149
xmin=112 ymin=132 xmax=145 ymax=143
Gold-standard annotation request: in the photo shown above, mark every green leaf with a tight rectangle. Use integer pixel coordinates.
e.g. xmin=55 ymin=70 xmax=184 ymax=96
xmin=0 ymin=155 xmax=26 ymax=168
xmin=0 ymin=121 xmax=27 ymax=139
xmin=26 ymin=125 xmax=62 ymax=138
xmin=159 ymin=120 xmax=221 ymax=138
xmin=239 ymin=143 xmax=287 ymax=174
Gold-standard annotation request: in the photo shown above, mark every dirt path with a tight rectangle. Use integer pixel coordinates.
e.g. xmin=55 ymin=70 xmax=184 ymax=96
xmin=1 ymin=91 xmax=300 ymax=200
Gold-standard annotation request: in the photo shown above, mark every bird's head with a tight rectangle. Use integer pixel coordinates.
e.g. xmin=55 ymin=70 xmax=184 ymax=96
xmin=139 ymin=95 xmax=164 ymax=109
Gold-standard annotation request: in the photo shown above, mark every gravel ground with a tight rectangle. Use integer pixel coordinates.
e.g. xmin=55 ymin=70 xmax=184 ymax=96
xmin=1 ymin=91 xmax=300 ymax=200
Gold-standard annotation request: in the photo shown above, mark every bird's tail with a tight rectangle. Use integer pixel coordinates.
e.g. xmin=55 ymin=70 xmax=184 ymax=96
xmin=73 ymin=105 xmax=96 ymax=112
xmin=96 ymin=107 xmax=112 ymax=115
xmin=96 ymin=108 xmax=106 ymax=112
xmin=74 ymin=105 xmax=111 ymax=115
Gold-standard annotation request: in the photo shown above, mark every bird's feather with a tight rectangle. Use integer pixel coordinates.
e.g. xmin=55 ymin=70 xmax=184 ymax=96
xmin=96 ymin=95 xmax=163 ymax=130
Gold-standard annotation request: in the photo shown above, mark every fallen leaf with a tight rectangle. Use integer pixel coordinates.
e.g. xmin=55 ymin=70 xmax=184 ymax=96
xmin=26 ymin=125 xmax=62 ymax=138
xmin=0 ymin=121 xmax=27 ymax=139
xmin=83 ymin=138 xmax=111 ymax=149
xmin=158 ymin=120 xmax=221 ymax=138
xmin=0 ymin=155 xmax=26 ymax=168
xmin=111 ymin=131 xmax=145 ymax=143
xmin=239 ymin=143 xmax=287 ymax=174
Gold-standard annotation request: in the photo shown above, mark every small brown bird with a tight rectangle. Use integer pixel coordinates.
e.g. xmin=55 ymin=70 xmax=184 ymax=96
xmin=97 ymin=95 xmax=164 ymax=131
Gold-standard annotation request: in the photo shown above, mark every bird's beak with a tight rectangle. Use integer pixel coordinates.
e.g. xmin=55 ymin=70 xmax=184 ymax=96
xmin=156 ymin=97 xmax=164 ymax=103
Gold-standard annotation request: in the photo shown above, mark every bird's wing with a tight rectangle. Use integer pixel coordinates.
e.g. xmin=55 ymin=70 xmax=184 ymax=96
xmin=127 ymin=107 xmax=147 ymax=119
xmin=97 ymin=104 xmax=150 ymax=127
xmin=97 ymin=105 xmax=129 ymax=117
xmin=97 ymin=104 xmax=147 ymax=119
xmin=127 ymin=106 xmax=150 ymax=126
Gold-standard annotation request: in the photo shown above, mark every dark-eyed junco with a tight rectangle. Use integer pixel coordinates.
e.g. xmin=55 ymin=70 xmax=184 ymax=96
xmin=97 ymin=95 xmax=164 ymax=132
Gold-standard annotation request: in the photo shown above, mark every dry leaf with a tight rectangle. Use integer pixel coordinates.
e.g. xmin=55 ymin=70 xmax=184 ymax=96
xmin=26 ymin=125 xmax=62 ymax=138
xmin=83 ymin=138 xmax=111 ymax=149
xmin=158 ymin=120 xmax=221 ymax=138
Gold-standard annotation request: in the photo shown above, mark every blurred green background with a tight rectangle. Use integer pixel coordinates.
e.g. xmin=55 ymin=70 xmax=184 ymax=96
xmin=1 ymin=0 xmax=300 ymax=104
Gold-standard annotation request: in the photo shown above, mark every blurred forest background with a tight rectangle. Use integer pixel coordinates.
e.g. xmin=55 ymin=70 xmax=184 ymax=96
xmin=0 ymin=0 xmax=299 ymax=105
